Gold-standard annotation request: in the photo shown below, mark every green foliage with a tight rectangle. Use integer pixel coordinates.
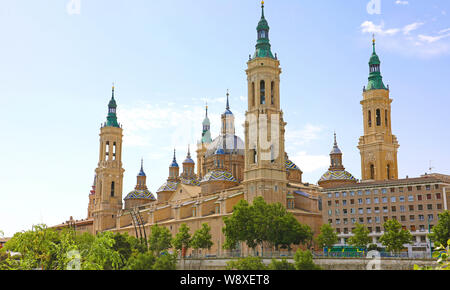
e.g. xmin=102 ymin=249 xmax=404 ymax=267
xmin=348 ymin=223 xmax=371 ymax=249
xmin=4 ymin=224 xmax=78 ymax=270
xmin=267 ymin=258 xmax=295 ymax=270
xmin=125 ymin=251 xmax=156 ymax=270
xmin=223 ymin=197 xmax=313 ymax=251
xmin=191 ymin=223 xmax=213 ymax=254
xmin=415 ymin=239 xmax=450 ymax=270
xmin=173 ymin=223 xmax=191 ymax=254
xmin=428 ymin=211 xmax=450 ymax=247
xmin=81 ymin=231 xmax=122 ymax=270
xmin=226 ymin=256 xmax=267 ymax=270
xmin=148 ymin=224 xmax=172 ymax=256
xmin=379 ymin=219 xmax=413 ymax=254
xmin=152 ymin=252 xmax=177 ymax=270
xmin=367 ymin=244 xmax=381 ymax=252
xmin=293 ymin=249 xmax=321 ymax=270
xmin=316 ymin=223 xmax=338 ymax=249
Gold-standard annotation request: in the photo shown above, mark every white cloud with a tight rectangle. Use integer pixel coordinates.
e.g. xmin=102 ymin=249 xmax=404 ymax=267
xmin=403 ymin=22 xmax=424 ymax=35
xmin=418 ymin=33 xmax=450 ymax=43
xmin=395 ymin=0 xmax=409 ymax=5
xmin=286 ymin=124 xmax=324 ymax=146
xmin=361 ymin=21 xmax=400 ymax=36
xmin=439 ymin=28 xmax=450 ymax=34
xmin=290 ymin=151 xmax=329 ymax=174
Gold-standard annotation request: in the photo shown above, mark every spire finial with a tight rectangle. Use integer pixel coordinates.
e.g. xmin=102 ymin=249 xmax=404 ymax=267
xmin=112 ymin=82 xmax=115 ymax=99
xmin=187 ymin=144 xmax=191 ymax=158
xmin=334 ymin=131 xmax=337 ymax=146
xmin=372 ymin=34 xmax=376 ymax=53
xmin=226 ymin=89 xmax=230 ymax=110
xmin=261 ymin=1 xmax=265 ymax=17
xmin=173 ymin=148 xmax=176 ymax=161
xmin=205 ymin=100 xmax=208 ymax=117
xmin=141 ymin=157 xmax=144 ymax=171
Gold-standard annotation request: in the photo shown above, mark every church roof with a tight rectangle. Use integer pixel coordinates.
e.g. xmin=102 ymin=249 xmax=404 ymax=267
xmin=200 ymin=170 xmax=238 ymax=183
xmin=156 ymin=181 xmax=179 ymax=193
xmin=319 ymin=170 xmax=357 ymax=182
xmin=285 ymin=159 xmax=300 ymax=171
xmin=180 ymin=177 xmax=201 ymax=186
xmin=124 ymin=189 xmax=156 ymax=201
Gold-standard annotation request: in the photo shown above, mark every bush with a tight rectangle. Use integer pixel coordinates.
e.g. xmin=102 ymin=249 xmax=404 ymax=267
xmin=226 ymin=256 xmax=267 ymax=270
xmin=124 ymin=252 xmax=156 ymax=270
xmin=152 ymin=252 xmax=177 ymax=270
xmin=293 ymin=249 xmax=321 ymax=270
xmin=268 ymin=258 xmax=295 ymax=270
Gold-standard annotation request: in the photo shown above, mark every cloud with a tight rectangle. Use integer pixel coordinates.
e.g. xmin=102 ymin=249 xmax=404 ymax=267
xmin=403 ymin=22 xmax=424 ymax=35
xmin=361 ymin=21 xmax=400 ymax=36
xmin=286 ymin=124 xmax=324 ymax=146
xmin=395 ymin=0 xmax=409 ymax=5
xmin=417 ymin=33 xmax=450 ymax=43
xmin=290 ymin=151 xmax=329 ymax=174
xmin=360 ymin=21 xmax=450 ymax=57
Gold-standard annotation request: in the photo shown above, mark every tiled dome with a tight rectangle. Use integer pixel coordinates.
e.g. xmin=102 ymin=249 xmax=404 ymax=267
xmin=319 ymin=170 xmax=357 ymax=182
xmin=180 ymin=177 xmax=201 ymax=186
xmin=124 ymin=189 xmax=156 ymax=201
xmin=156 ymin=181 xmax=179 ymax=193
xmin=206 ymin=134 xmax=244 ymax=157
xmin=285 ymin=159 xmax=300 ymax=171
xmin=200 ymin=170 xmax=238 ymax=183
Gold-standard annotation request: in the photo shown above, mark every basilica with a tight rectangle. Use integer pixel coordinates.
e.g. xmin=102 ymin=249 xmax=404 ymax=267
xmin=54 ymin=2 xmax=446 ymax=256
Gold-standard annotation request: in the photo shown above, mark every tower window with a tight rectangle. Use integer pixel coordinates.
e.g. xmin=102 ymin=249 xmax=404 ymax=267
xmin=387 ymin=165 xmax=391 ymax=180
xmin=385 ymin=110 xmax=388 ymax=127
xmin=111 ymin=181 xmax=115 ymax=197
xmin=370 ymin=164 xmax=375 ymax=180
xmin=252 ymin=82 xmax=255 ymax=107
xmin=260 ymin=80 xmax=266 ymax=105
xmin=368 ymin=111 xmax=372 ymax=127
xmin=376 ymin=109 xmax=381 ymax=126
xmin=271 ymin=81 xmax=274 ymax=105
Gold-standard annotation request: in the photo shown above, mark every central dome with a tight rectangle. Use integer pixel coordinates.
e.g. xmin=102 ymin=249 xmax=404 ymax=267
xmin=205 ymin=134 xmax=245 ymax=157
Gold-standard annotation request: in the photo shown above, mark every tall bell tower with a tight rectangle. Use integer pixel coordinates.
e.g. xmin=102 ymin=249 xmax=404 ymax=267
xmin=358 ymin=37 xmax=399 ymax=181
xmin=93 ymin=85 xmax=125 ymax=233
xmin=243 ymin=1 xmax=287 ymax=206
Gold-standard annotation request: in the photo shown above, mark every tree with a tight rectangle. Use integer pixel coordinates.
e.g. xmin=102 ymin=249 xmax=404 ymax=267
xmin=125 ymin=251 xmax=156 ymax=270
xmin=293 ymin=249 xmax=321 ymax=270
xmin=267 ymin=258 xmax=295 ymax=270
xmin=148 ymin=224 xmax=172 ymax=256
xmin=316 ymin=223 xmax=338 ymax=250
xmin=226 ymin=256 xmax=267 ymax=270
xmin=191 ymin=223 xmax=213 ymax=257
xmin=81 ymin=231 xmax=122 ymax=270
xmin=173 ymin=223 xmax=191 ymax=258
xmin=153 ymin=252 xmax=177 ymax=270
xmin=428 ymin=210 xmax=450 ymax=247
xmin=379 ymin=219 xmax=413 ymax=254
xmin=223 ymin=197 xmax=313 ymax=254
xmin=348 ymin=223 xmax=371 ymax=249
xmin=415 ymin=239 xmax=450 ymax=270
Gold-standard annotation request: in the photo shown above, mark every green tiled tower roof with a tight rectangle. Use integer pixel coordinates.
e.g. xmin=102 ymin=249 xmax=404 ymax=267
xmin=253 ymin=1 xmax=275 ymax=59
xmin=106 ymin=85 xmax=120 ymax=128
xmin=367 ymin=37 xmax=387 ymax=91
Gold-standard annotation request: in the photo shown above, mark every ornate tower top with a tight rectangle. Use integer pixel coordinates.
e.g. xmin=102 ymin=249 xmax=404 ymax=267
xmin=367 ymin=36 xmax=387 ymax=91
xmin=138 ymin=158 xmax=146 ymax=176
xmin=106 ymin=84 xmax=120 ymax=128
xmin=201 ymin=102 xmax=212 ymax=144
xmin=170 ymin=149 xmax=179 ymax=168
xmin=253 ymin=1 xmax=275 ymax=59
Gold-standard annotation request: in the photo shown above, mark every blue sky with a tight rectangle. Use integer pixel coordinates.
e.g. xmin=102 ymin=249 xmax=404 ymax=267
xmin=0 ymin=0 xmax=449 ymax=237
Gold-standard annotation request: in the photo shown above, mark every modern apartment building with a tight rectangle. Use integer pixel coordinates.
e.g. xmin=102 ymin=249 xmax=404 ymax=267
xmin=321 ymin=173 xmax=450 ymax=255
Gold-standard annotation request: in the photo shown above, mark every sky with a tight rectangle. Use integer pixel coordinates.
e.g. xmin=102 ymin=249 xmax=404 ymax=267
xmin=0 ymin=0 xmax=449 ymax=237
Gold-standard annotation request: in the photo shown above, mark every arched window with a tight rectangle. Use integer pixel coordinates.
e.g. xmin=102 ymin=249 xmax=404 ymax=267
xmin=370 ymin=164 xmax=375 ymax=180
xmin=376 ymin=109 xmax=381 ymax=126
xmin=271 ymin=81 xmax=274 ymax=105
xmin=260 ymin=80 xmax=266 ymax=105
xmin=252 ymin=82 xmax=255 ymax=106
xmin=368 ymin=111 xmax=372 ymax=127
xmin=385 ymin=109 xmax=388 ymax=127
xmin=111 ymin=181 xmax=115 ymax=197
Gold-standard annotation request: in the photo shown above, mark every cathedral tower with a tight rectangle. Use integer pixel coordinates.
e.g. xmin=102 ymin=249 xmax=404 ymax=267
xmin=93 ymin=85 xmax=125 ymax=233
xmin=358 ymin=38 xmax=399 ymax=181
xmin=196 ymin=104 xmax=212 ymax=180
xmin=243 ymin=1 xmax=287 ymax=206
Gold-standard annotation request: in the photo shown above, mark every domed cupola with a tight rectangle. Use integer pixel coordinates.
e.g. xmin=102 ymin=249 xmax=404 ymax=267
xmin=318 ymin=133 xmax=357 ymax=188
xmin=168 ymin=149 xmax=180 ymax=181
xmin=201 ymin=103 xmax=212 ymax=144
xmin=124 ymin=159 xmax=156 ymax=209
xmin=181 ymin=145 xmax=198 ymax=184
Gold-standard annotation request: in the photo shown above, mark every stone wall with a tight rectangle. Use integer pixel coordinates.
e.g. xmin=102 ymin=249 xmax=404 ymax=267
xmin=177 ymin=257 xmax=438 ymax=270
